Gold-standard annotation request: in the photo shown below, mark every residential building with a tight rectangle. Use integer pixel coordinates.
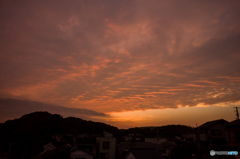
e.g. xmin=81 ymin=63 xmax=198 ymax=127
xmin=34 ymin=142 xmax=71 ymax=159
xmin=182 ymin=134 xmax=196 ymax=142
xmin=125 ymin=142 xmax=165 ymax=159
xmin=197 ymin=119 xmax=229 ymax=145
xmin=116 ymin=143 xmax=131 ymax=159
xmin=39 ymin=142 xmax=56 ymax=154
xmin=96 ymin=132 xmax=116 ymax=159
xmin=125 ymin=149 xmax=165 ymax=159
xmin=144 ymin=138 xmax=167 ymax=144
xmin=224 ymin=119 xmax=240 ymax=159
xmin=158 ymin=141 xmax=176 ymax=159
xmin=74 ymin=136 xmax=97 ymax=156
xmin=225 ymin=119 xmax=240 ymax=147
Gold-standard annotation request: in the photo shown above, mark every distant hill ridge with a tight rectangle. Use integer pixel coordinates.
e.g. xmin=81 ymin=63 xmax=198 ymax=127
xmin=0 ymin=111 xmax=195 ymax=157
xmin=0 ymin=112 xmax=120 ymax=158
xmin=0 ymin=111 xmax=119 ymax=136
xmin=123 ymin=125 xmax=195 ymax=138
xmin=0 ymin=111 xmax=120 ymax=155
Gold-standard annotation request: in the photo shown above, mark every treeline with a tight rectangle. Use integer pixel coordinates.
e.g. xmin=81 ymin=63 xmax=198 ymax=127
xmin=0 ymin=111 xmax=195 ymax=158
xmin=0 ymin=111 xmax=119 ymax=156
xmin=122 ymin=125 xmax=195 ymax=138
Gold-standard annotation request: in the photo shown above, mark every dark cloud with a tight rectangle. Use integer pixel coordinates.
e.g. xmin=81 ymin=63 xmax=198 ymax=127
xmin=0 ymin=98 xmax=107 ymax=123
xmin=0 ymin=0 xmax=240 ymax=115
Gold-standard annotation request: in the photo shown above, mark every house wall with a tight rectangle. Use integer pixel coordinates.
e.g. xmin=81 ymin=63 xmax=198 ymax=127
xmin=183 ymin=134 xmax=196 ymax=141
xmin=208 ymin=122 xmax=227 ymax=138
xmin=70 ymin=150 xmax=93 ymax=159
xmin=225 ymin=127 xmax=240 ymax=143
xmin=199 ymin=134 xmax=208 ymax=141
xmin=97 ymin=137 xmax=116 ymax=159
xmin=199 ymin=121 xmax=228 ymax=142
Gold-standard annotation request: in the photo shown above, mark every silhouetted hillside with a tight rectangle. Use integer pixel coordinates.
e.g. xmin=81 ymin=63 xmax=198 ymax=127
xmin=0 ymin=111 xmax=195 ymax=158
xmin=0 ymin=111 xmax=119 ymax=157
xmin=123 ymin=125 xmax=194 ymax=138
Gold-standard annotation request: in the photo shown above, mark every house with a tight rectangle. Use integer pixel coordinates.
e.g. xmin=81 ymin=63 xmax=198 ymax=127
xmin=70 ymin=146 xmax=94 ymax=159
xmin=225 ymin=119 xmax=240 ymax=147
xmin=225 ymin=119 xmax=240 ymax=146
xmin=116 ymin=143 xmax=132 ymax=159
xmin=157 ymin=141 xmax=176 ymax=159
xmin=223 ymin=120 xmax=240 ymax=159
xmin=197 ymin=119 xmax=229 ymax=145
xmin=96 ymin=132 xmax=116 ymax=159
xmin=125 ymin=149 xmax=165 ymax=159
xmin=125 ymin=142 xmax=165 ymax=159
xmin=145 ymin=138 xmax=167 ymax=144
xmin=34 ymin=142 xmax=71 ymax=159
xmin=182 ymin=134 xmax=196 ymax=142
xmin=39 ymin=142 xmax=56 ymax=154
xmin=73 ymin=132 xmax=116 ymax=159
xmin=133 ymin=142 xmax=157 ymax=149
xmin=143 ymin=138 xmax=176 ymax=159
xmin=74 ymin=136 xmax=97 ymax=155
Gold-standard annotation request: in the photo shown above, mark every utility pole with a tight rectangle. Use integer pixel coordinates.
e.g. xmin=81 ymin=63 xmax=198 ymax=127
xmin=234 ymin=107 xmax=240 ymax=120
xmin=156 ymin=127 xmax=159 ymax=151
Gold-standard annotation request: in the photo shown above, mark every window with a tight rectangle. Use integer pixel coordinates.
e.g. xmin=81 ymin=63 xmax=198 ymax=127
xmin=211 ymin=129 xmax=222 ymax=136
xmin=103 ymin=141 xmax=110 ymax=149
xmin=229 ymin=130 xmax=237 ymax=142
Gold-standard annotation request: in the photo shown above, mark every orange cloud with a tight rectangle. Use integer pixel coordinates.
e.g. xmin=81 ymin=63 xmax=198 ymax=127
xmin=1 ymin=0 xmax=240 ymax=128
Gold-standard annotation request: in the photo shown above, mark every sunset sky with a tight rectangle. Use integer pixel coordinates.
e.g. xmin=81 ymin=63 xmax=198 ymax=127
xmin=1 ymin=0 xmax=240 ymax=129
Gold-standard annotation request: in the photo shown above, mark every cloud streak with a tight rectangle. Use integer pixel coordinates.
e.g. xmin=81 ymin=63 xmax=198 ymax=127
xmin=0 ymin=0 xmax=240 ymax=118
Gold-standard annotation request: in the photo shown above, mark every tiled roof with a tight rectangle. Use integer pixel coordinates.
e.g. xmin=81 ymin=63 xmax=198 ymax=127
xmin=225 ymin=119 xmax=240 ymax=127
xmin=38 ymin=143 xmax=71 ymax=158
xmin=158 ymin=141 xmax=176 ymax=148
xmin=133 ymin=142 xmax=156 ymax=149
xmin=70 ymin=146 xmax=94 ymax=156
xmin=198 ymin=119 xmax=228 ymax=129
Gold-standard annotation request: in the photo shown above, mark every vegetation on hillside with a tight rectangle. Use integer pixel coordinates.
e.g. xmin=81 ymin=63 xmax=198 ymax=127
xmin=0 ymin=111 xmax=194 ymax=158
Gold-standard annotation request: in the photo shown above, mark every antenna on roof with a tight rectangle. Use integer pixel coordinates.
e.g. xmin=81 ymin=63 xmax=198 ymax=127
xmin=234 ymin=107 xmax=240 ymax=120
xmin=157 ymin=127 xmax=158 ymax=140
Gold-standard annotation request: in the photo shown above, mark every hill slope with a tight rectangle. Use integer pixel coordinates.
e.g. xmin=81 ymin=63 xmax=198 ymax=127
xmin=0 ymin=111 xmax=119 ymax=156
